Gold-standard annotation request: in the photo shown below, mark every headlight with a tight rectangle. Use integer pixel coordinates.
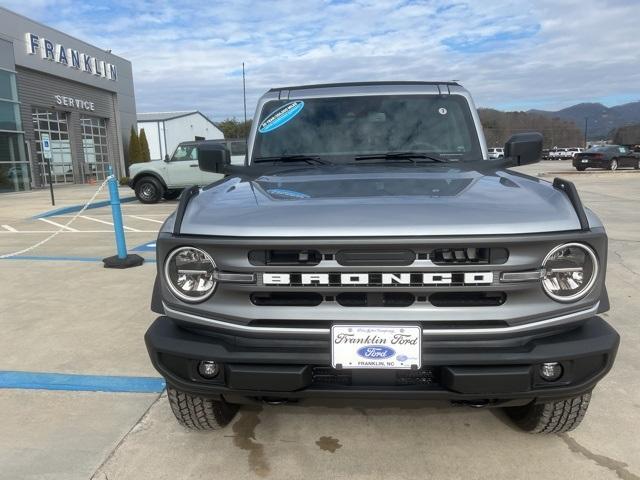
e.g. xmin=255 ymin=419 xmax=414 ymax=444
xmin=541 ymin=243 xmax=598 ymax=302
xmin=164 ymin=247 xmax=217 ymax=302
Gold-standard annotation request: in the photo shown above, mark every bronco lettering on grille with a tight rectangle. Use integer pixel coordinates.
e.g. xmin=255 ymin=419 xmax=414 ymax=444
xmin=263 ymin=272 xmax=493 ymax=286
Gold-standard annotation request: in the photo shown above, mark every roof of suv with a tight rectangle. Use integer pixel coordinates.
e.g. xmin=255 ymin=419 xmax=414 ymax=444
xmin=268 ymin=81 xmax=461 ymax=92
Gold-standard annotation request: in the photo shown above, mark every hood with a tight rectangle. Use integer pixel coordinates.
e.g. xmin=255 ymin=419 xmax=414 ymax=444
xmin=178 ymin=164 xmax=582 ymax=237
xmin=130 ymin=160 xmax=163 ymax=173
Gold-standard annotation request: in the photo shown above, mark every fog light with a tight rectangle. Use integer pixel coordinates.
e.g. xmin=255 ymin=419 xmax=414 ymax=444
xmin=198 ymin=360 xmax=219 ymax=379
xmin=540 ymin=362 xmax=563 ymax=381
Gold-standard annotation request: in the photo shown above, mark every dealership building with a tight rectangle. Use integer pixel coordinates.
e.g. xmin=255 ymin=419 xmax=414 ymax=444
xmin=0 ymin=7 xmax=136 ymax=193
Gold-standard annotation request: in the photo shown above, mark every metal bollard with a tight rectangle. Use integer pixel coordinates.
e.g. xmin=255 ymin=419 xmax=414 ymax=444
xmin=103 ymin=166 xmax=144 ymax=269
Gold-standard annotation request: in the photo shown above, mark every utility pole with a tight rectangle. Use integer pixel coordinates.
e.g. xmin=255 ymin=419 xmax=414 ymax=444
xmin=242 ymin=62 xmax=247 ymax=125
xmin=584 ymin=117 xmax=588 ymax=148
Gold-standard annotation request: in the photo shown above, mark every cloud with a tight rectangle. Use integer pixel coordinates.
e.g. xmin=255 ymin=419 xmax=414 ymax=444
xmin=3 ymin=0 xmax=639 ymax=119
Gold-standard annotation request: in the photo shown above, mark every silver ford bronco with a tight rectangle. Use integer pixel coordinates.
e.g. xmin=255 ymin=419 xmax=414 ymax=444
xmin=145 ymin=82 xmax=619 ymax=433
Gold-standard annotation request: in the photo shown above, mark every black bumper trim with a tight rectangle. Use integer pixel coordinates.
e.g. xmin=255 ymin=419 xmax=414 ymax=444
xmin=145 ymin=315 xmax=619 ymax=403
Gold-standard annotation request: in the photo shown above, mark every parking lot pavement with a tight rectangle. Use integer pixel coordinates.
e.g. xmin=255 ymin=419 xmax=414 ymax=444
xmin=0 ymin=390 xmax=159 ymax=480
xmin=1 ymin=162 xmax=639 ymax=480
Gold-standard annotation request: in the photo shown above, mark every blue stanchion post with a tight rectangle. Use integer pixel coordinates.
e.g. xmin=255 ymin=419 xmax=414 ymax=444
xmin=108 ymin=166 xmax=128 ymax=259
xmin=103 ymin=166 xmax=144 ymax=268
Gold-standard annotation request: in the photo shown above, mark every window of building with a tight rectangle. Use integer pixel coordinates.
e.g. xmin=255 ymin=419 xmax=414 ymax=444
xmin=0 ymin=69 xmax=30 ymax=193
xmin=32 ymin=108 xmax=74 ymax=185
xmin=0 ymin=132 xmax=30 ymax=192
xmin=81 ymin=116 xmax=110 ymax=181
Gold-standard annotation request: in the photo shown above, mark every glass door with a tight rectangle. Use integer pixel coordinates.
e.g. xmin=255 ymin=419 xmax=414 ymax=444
xmin=80 ymin=115 xmax=111 ymax=182
xmin=32 ymin=108 xmax=74 ymax=185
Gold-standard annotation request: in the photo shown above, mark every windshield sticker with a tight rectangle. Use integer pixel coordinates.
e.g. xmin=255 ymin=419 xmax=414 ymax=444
xmin=258 ymin=101 xmax=305 ymax=133
xmin=438 ymin=107 xmax=448 ymax=115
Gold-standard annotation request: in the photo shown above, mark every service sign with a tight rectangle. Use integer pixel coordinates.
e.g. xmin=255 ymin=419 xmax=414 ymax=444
xmin=55 ymin=95 xmax=95 ymax=111
xmin=331 ymin=325 xmax=421 ymax=370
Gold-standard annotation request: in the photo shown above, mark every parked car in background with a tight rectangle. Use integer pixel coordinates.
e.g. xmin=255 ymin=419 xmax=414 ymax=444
xmin=549 ymin=148 xmax=583 ymax=160
xmin=548 ymin=148 xmax=566 ymax=160
xmin=541 ymin=148 xmax=550 ymax=160
xmin=487 ymin=147 xmax=504 ymax=159
xmin=567 ymin=147 xmax=583 ymax=158
xmin=573 ymin=145 xmax=640 ymax=171
xmin=128 ymin=140 xmax=227 ymax=203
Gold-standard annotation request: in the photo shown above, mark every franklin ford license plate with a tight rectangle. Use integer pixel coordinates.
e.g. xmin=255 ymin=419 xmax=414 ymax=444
xmin=331 ymin=325 xmax=421 ymax=369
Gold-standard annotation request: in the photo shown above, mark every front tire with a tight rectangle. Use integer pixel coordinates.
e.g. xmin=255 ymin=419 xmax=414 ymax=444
xmin=576 ymin=166 xmax=586 ymax=171
xmin=504 ymin=392 xmax=591 ymax=434
xmin=167 ymin=386 xmax=239 ymax=430
xmin=135 ymin=176 xmax=164 ymax=204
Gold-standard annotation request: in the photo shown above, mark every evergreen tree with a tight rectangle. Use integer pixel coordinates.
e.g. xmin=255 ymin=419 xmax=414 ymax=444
xmin=128 ymin=126 xmax=142 ymax=165
xmin=139 ymin=128 xmax=151 ymax=162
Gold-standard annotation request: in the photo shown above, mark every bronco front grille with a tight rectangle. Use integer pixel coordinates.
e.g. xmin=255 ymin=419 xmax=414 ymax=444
xmin=248 ymin=291 xmax=507 ymax=307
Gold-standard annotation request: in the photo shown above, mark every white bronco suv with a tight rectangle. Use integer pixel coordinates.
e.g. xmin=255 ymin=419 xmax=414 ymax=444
xmin=128 ymin=140 xmax=246 ymax=203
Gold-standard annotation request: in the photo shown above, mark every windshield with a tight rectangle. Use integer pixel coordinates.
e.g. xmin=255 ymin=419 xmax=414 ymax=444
xmin=252 ymin=95 xmax=482 ymax=162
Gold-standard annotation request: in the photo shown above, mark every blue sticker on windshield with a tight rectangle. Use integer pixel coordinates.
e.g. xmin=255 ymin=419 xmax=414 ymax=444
xmin=258 ymin=101 xmax=304 ymax=133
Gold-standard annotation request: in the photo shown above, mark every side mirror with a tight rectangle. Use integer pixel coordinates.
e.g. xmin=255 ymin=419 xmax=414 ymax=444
xmin=504 ymin=132 xmax=543 ymax=166
xmin=197 ymin=143 xmax=231 ymax=173
xmin=164 ymin=154 xmax=170 ymax=162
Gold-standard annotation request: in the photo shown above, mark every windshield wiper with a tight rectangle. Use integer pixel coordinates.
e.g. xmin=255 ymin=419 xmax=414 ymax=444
xmin=354 ymin=151 xmax=448 ymax=163
xmin=253 ymin=155 xmax=329 ymax=165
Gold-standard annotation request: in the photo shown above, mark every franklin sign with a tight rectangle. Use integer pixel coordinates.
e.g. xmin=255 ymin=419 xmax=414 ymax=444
xmin=26 ymin=33 xmax=117 ymax=81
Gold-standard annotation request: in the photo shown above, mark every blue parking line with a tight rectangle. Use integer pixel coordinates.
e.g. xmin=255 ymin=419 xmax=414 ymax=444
xmin=0 ymin=371 xmax=166 ymax=393
xmin=132 ymin=241 xmax=156 ymax=252
xmin=0 ymin=255 xmax=156 ymax=262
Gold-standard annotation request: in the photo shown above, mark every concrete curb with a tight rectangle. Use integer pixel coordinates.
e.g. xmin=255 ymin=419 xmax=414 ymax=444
xmin=32 ymin=196 xmax=138 ymax=219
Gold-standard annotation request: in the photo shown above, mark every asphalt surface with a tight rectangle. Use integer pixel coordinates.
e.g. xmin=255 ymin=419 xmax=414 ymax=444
xmin=0 ymin=162 xmax=638 ymax=480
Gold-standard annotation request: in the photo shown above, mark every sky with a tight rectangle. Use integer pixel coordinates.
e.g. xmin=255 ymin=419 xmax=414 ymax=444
xmin=3 ymin=0 xmax=639 ymax=121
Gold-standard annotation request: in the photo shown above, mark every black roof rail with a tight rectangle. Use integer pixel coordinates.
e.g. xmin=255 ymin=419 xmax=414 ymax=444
xmin=173 ymin=185 xmax=200 ymax=235
xmin=553 ymin=178 xmax=589 ymax=231
xmin=268 ymin=81 xmax=461 ymax=92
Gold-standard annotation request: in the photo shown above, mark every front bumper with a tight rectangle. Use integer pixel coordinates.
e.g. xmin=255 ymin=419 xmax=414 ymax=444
xmin=145 ymin=315 xmax=619 ymax=406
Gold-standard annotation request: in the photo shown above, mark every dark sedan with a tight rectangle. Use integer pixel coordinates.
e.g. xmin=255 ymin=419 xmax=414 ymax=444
xmin=573 ymin=145 xmax=640 ymax=171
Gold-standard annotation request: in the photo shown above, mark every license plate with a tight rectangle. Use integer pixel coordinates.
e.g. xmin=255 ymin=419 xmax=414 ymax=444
xmin=582 ymin=159 xmax=588 ymax=163
xmin=331 ymin=325 xmax=421 ymax=369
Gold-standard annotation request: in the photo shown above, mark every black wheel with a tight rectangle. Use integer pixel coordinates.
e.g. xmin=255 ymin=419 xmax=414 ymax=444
xmin=167 ymin=386 xmax=239 ymax=430
xmin=609 ymin=158 xmax=618 ymax=171
xmin=576 ymin=166 xmax=586 ymax=171
xmin=163 ymin=189 xmax=182 ymax=201
xmin=504 ymin=392 xmax=591 ymax=434
xmin=134 ymin=176 xmax=164 ymax=204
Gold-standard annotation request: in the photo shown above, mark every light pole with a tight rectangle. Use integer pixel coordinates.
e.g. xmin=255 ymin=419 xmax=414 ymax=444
xmin=584 ymin=117 xmax=588 ymax=148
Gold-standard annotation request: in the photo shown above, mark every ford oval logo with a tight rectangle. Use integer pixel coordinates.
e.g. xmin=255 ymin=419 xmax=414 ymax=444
xmin=357 ymin=345 xmax=396 ymax=359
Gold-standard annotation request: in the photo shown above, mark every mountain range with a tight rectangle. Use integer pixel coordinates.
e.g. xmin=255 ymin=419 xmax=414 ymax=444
xmin=528 ymin=101 xmax=640 ymax=139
